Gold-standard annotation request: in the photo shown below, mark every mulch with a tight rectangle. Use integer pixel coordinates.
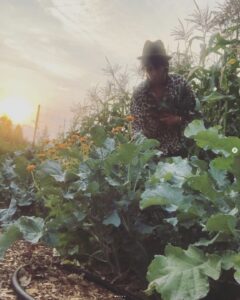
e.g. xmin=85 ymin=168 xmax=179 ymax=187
xmin=0 ymin=240 xmax=123 ymax=300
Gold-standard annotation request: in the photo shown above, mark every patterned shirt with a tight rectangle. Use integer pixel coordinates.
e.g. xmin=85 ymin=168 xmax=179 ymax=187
xmin=130 ymin=73 xmax=198 ymax=156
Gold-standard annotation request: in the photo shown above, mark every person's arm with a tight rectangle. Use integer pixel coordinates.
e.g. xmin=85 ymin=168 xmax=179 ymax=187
xmin=130 ymin=92 xmax=145 ymax=136
xmin=158 ymin=79 xmax=201 ymax=127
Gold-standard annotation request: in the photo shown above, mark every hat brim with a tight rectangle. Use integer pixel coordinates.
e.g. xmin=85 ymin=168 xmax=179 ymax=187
xmin=137 ymin=54 xmax=172 ymax=60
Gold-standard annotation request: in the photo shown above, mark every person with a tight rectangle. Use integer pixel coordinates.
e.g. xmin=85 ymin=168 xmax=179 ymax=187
xmin=130 ymin=40 xmax=200 ymax=157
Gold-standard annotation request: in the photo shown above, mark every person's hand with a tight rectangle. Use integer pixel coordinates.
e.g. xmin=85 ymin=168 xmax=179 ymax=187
xmin=159 ymin=112 xmax=182 ymax=126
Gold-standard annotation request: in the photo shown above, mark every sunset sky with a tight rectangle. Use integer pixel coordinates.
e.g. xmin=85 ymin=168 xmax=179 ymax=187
xmin=0 ymin=0 xmax=224 ymax=140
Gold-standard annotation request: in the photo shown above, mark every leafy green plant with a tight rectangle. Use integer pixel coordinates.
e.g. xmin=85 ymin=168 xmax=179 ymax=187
xmin=0 ymin=151 xmax=39 ymax=226
xmin=143 ymin=120 xmax=240 ymax=300
xmin=0 ymin=3 xmax=239 ymax=298
xmin=0 ymin=125 xmax=163 ymax=279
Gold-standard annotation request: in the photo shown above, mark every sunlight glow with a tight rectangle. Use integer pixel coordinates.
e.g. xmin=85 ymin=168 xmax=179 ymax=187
xmin=0 ymin=96 xmax=35 ymax=124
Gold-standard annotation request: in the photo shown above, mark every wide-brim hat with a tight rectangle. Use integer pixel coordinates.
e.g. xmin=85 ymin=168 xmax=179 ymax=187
xmin=137 ymin=40 xmax=172 ymax=60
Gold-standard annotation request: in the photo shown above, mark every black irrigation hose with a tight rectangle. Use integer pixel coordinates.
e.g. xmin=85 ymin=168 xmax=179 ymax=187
xmin=12 ymin=266 xmax=35 ymax=300
xmin=61 ymin=264 xmax=146 ymax=300
xmin=11 ymin=264 xmax=145 ymax=300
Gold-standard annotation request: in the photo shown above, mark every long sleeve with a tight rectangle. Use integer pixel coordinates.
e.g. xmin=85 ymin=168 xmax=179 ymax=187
xmin=130 ymin=92 xmax=144 ymax=136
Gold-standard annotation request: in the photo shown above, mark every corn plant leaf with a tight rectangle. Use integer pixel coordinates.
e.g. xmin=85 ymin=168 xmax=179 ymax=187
xmin=202 ymin=92 xmax=235 ymax=103
xmin=146 ymin=245 xmax=221 ymax=300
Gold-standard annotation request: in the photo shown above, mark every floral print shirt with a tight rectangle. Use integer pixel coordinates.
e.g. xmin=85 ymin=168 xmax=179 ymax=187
xmin=130 ymin=73 xmax=199 ymax=156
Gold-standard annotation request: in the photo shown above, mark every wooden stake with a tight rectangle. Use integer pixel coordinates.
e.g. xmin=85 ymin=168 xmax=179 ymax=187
xmin=32 ymin=105 xmax=40 ymax=147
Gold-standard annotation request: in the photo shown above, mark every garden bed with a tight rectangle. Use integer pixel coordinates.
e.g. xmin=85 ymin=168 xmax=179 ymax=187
xmin=0 ymin=240 xmax=125 ymax=300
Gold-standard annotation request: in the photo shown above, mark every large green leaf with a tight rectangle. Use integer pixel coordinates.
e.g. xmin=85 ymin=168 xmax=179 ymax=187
xmin=140 ymin=183 xmax=183 ymax=210
xmin=95 ymin=137 xmax=116 ymax=159
xmin=103 ymin=210 xmax=121 ymax=227
xmin=75 ymin=162 xmax=92 ymax=191
xmin=154 ymin=157 xmax=192 ymax=187
xmin=206 ymin=214 xmax=237 ymax=235
xmin=103 ymin=142 xmax=140 ymax=174
xmin=187 ymin=173 xmax=219 ymax=202
xmin=0 ymin=225 xmax=22 ymax=259
xmin=2 ymin=159 xmax=17 ymax=180
xmin=40 ymin=160 xmax=65 ymax=182
xmin=209 ymin=163 xmax=229 ymax=188
xmin=0 ymin=198 xmax=17 ymax=223
xmin=210 ymin=156 xmax=234 ymax=171
xmin=184 ymin=120 xmax=206 ymax=138
xmin=194 ymin=131 xmax=240 ymax=157
xmin=135 ymin=137 xmax=160 ymax=151
xmin=16 ymin=216 xmax=45 ymax=243
xmin=146 ymin=245 xmax=221 ymax=300
xmin=116 ymin=143 xmax=139 ymax=165
xmin=90 ymin=125 xmax=107 ymax=146
xmin=221 ymin=252 xmax=240 ymax=284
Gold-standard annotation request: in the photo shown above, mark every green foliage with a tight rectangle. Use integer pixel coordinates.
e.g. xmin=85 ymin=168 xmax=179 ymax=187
xmin=0 ymin=152 xmax=38 ymax=225
xmin=0 ymin=216 xmax=44 ymax=258
xmin=143 ymin=122 xmax=240 ymax=299
xmin=35 ymin=131 xmax=161 ymax=274
xmin=0 ymin=4 xmax=239 ymax=299
xmin=189 ymin=30 xmax=240 ymax=136
xmin=0 ymin=116 xmax=27 ymax=155
xmin=146 ymin=245 xmax=221 ymax=300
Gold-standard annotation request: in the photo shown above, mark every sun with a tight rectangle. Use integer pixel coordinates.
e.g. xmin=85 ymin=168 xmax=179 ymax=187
xmin=0 ymin=96 xmax=35 ymax=124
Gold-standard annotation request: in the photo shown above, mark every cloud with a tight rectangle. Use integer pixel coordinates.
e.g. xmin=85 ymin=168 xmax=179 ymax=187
xmin=0 ymin=0 xmax=224 ymax=137
xmin=0 ymin=0 xmax=104 ymax=82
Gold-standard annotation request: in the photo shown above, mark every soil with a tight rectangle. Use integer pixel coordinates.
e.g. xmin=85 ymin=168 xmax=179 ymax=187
xmin=0 ymin=240 xmax=131 ymax=300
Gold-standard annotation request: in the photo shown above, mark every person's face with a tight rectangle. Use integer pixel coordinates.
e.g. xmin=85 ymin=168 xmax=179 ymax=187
xmin=145 ymin=64 xmax=168 ymax=85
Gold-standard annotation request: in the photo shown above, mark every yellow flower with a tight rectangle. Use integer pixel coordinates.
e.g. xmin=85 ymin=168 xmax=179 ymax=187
xmin=111 ymin=126 xmax=124 ymax=134
xmin=81 ymin=143 xmax=90 ymax=153
xmin=227 ymin=58 xmax=237 ymax=65
xmin=37 ymin=153 xmax=47 ymax=159
xmin=125 ymin=115 xmax=135 ymax=122
xmin=43 ymin=139 xmax=50 ymax=144
xmin=74 ymin=134 xmax=80 ymax=138
xmin=80 ymin=143 xmax=90 ymax=159
xmin=56 ymin=143 xmax=68 ymax=150
xmin=79 ymin=136 xmax=88 ymax=143
xmin=48 ymin=148 xmax=56 ymax=155
xmin=26 ymin=164 xmax=36 ymax=172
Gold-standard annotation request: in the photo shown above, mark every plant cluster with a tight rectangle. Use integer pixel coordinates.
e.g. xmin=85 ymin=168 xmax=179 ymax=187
xmin=0 ymin=2 xmax=239 ymax=300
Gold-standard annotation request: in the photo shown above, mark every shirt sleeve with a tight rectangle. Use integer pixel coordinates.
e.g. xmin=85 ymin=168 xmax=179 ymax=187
xmin=130 ymin=92 xmax=144 ymax=136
